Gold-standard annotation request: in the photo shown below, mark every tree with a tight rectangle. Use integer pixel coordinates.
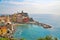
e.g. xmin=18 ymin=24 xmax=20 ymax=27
xmin=54 ymin=37 xmax=58 ymax=40
xmin=37 ymin=36 xmax=58 ymax=40
xmin=20 ymin=38 xmax=26 ymax=40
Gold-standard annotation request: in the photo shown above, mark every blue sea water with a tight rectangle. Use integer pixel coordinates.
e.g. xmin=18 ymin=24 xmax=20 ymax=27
xmin=13 ymin=14 xmax=60 ymax=40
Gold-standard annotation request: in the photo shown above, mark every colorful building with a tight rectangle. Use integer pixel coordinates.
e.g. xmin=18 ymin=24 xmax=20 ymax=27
xmin=23 ymin=17 xmax=29 ymax=22
xmin=0 ymin=11 xmax=30 ymax=23
xmin=16 ymin=11 xmax=29 ymax=23
xmin=0 ymin=26 xmax=7 ymax=36
xmin=16 ymin=13 xmax=23 ymax=23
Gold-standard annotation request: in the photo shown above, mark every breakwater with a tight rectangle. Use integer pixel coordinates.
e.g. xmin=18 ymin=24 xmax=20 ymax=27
xmin=26 ymin=21 xmax=52 ymax=28
xmin=13 ymin=21 xmax=52 ymax=28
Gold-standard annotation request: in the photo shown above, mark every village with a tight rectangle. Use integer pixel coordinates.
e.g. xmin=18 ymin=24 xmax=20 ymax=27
xmin=0 ymin=11 xmax=52 ymax=38
xmin=0 ymin=11 xmax=34 ymax=38
xmin=0 ymin=11 xmax=34 ymax=23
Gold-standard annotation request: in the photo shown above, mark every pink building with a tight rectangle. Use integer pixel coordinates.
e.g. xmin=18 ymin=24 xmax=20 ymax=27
xmin=16 ymin=13 xmax=23 ymax=23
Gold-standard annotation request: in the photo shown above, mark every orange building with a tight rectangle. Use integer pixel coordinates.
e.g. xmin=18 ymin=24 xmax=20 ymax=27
xmin=0 ymin=26 xmax=7 ymax=36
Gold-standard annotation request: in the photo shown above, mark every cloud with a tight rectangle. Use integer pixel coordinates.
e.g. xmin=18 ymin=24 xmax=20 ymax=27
xmin=1 ymin=0 xmax=24 ymax=2
xmin=0 ymin=0 xmax=60 ymax=14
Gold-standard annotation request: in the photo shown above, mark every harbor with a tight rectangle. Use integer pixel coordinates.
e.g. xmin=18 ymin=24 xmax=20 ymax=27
xmin=0 ymin=11 xmax=52 ymax=38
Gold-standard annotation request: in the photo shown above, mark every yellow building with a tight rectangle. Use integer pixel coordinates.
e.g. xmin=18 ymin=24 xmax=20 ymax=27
xmin=0 ymin=26 xmax=7 ymax=36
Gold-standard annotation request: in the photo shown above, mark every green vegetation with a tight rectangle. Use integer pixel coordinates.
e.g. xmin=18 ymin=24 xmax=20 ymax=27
xmin=0 ymin=36 xmax=58 ymax=40
xmin=37 ymin=36 xmax=58 ymax=40
xmin=0 ymin=38 xmax=9 ymax=40
xmin=0 ymin=38 xmax=25 ymax=40
xmin=20 ymin=38 xmax=26 ymax=40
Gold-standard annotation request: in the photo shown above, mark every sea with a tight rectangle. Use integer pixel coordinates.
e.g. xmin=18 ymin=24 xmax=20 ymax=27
xmin=13 ymin=14 xmax=60 ymax=40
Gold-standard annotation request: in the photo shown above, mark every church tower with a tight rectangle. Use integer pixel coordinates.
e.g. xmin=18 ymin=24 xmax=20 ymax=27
xmin=6 ymin=15 xmax=11 ymax=24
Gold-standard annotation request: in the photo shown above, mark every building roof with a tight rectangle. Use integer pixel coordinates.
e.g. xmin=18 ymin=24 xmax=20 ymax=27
xmin=16 ymin=11 xmax=29 ymax=17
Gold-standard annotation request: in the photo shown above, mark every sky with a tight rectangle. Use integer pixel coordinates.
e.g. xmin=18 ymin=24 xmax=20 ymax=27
xmin=0 ymin=0 xmax=60 ymax=14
